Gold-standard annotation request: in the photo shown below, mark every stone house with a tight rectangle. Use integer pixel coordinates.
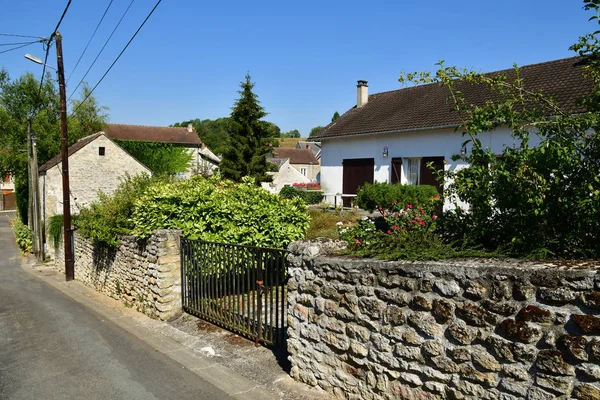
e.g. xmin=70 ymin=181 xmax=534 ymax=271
xmin=38 ymin=132 xmax=151 ymax=241
xmin=311 ymin=56 xmax=593 ymax=208
xmin=102 ymin=123 xmax=220 ymax=177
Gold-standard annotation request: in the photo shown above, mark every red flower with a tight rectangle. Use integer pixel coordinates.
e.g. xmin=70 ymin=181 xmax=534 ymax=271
xmin=387 ymin=230 xmax=391 ymax=234
xmin=393 ymin=213 xmax=398 ymax=218
xmin=393 ymin=225 xmax=399 ymax=230
xmin=355 ymin=239 xmax=362 ymax=245
xmin=420 ymin=220 xmax=425 ymax=226
xmin=432 ymin=215 xmax=438 ymax=221
xmin=407 ymin=204 xmax=413 ymax=209
xmin=421 ymin=211 xmax=425 ymax=215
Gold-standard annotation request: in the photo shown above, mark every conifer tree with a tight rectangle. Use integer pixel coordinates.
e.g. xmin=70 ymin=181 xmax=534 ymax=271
xmin=220 ymin=74 xmax=275 ymax=182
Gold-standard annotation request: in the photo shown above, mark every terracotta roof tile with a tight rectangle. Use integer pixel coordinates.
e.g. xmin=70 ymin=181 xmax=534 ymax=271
xmin=272 ymin=148 xmax=318 ymax=164
xmin=103 ymin=123 xmax=201 ymax=145
xmin=313 ymin=56 xmax=594 ymax=140
xmin=39 ymin=132 xmax=104 ymax=173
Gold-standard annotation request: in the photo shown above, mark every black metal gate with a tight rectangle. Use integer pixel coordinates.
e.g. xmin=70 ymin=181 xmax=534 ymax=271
xmin=180 ymin=239 xmax=288 ymax=346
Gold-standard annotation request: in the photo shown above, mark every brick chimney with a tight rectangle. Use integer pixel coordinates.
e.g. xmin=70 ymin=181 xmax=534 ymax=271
xmin=357 ymin=80 xmax=368 ymax=108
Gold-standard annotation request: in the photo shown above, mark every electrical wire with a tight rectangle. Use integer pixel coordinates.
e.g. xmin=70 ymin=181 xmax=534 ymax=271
xmin=0 ymin=41 xmax=40 ymax=55
xmin=0 ymin=33 xmax=45 ymax=39
xmin=71 ymin=0 xmax=162 ymax=115
xmin=67 ymin=0 xmax=115 ymax=84
xmin=0 ymin=41 xmax=39 ymax=47
xmin=51 ymin=0 xmax=73 ymax=39
xmin=68 ymin=0 xmax=136 ymax=101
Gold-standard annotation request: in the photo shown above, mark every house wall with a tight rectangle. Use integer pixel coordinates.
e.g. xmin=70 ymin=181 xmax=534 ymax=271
xmin=287 ymin=239 xmax=600 ymax=399
xmin=291 ymin=162 xmax=320 ymax=182
xmin=319 ymin=127 xmax=541 ymax=209
xmin=182 ymin=146 xmax=219 ymax=178
xmin=262 ymin=159 xmax=311 ymax=194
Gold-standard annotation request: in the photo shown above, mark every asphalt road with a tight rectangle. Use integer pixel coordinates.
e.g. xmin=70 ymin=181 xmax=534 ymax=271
xmin=0 ymin=212 xmax=232 ymax=400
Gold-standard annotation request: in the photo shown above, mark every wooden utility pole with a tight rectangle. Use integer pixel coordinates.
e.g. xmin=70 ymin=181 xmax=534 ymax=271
xmin=55 ymin=32 xmax=74 ymax=281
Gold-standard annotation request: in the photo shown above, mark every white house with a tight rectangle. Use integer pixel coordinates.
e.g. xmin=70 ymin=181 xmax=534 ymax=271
xmin=311 ymin=57 xmax=593 ymax=208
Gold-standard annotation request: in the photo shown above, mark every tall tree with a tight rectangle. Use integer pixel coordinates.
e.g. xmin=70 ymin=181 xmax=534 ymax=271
xmin=220 ymin=73 xmax=276 ymax=182
xmin=331 ymin=111 xmax=340 ymax=122
xmin=281 ymin=129 xmax=301 ymax=138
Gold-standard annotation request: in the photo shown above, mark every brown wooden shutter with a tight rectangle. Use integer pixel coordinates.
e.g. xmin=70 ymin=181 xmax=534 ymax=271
xmin=420 ymin=156 xmax=444 ymax=195
xmin=391 ymin=158 xmax=402 ymax=184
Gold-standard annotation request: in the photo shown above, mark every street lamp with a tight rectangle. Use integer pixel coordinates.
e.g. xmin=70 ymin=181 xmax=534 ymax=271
xmin=24 ymin=54 xmax=57 ymax=71
xmin=25 ymin=33 xmax=74 ymax=281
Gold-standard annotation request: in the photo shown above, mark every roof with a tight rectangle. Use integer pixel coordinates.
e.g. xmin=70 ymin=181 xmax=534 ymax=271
xmin=296 ymin=141 xmax=321 ymax=158
xmin=272 ymin=148 xmax=318 ymax=164
xmin=103 ymin=123 xmax=201 ymax=145
xmin=39 ymin=132 xmax=104 ymax=173
xmin=267 ymin=157 xmax=288 ymax=170
xmin=313 ymin=56 xmax=594 ymax=140
xmin=200 ymin=144 xmax=221 ymax=164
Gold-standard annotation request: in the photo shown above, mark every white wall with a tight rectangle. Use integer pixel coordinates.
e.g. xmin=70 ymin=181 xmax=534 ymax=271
xmin=261 ymin=159 xmax=311 ymax=194
xmin=320 ymin=127 xmax=541 ymax=209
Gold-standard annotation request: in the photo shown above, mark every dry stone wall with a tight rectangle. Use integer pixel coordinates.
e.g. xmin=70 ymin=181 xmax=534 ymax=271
xmin=55 ymin=230 xmax=181 ymax=320
xmin=287 ymin=239 xmax=600 ymax=399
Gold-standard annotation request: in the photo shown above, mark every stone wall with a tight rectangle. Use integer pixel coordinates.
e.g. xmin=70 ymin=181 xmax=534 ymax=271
xmin=287 ymin=240 xmax=600 ymax=399
xmin=55 ymin=230 xmax=182 ymax=320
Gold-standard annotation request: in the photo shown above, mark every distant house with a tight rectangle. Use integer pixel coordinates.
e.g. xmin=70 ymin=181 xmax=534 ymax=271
xmin=272 ymin=147 xmax=320 ymax=182
xmin=261 ymin=157 xmax=311 ymax=194
xmin=296 ymin=141 xmax=321 ymax=161
xmin=103 ymin=123 xmax=220 ymax=177
xmin=311 ymin=57 xmax=594 ymax=208
xmin=0 ymin=173 xmax=15 ymax=211
xmin=38 ymin=132 xmax=151 ymax=227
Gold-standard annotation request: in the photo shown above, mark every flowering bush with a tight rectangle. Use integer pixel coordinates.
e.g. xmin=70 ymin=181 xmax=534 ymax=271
xmin=292 ymin=182 xmax=321 ymax=190
xmin=383 ymin=201 xmax=438 ymax=234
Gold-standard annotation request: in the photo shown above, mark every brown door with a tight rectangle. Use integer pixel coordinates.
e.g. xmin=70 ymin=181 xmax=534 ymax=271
xmin=2 ymin=192 xmax=16 ymax=210
xmin=342 ymin=158 xmax=374 ymax=207
xmin=391 ymin=158 xmax=403 ymax=184
xmin=420 ymin=156 xmax=445 ymax=195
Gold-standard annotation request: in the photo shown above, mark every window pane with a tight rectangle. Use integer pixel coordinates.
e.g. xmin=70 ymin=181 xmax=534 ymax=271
xmin=406 ymin=158 xmax=419 ymax=185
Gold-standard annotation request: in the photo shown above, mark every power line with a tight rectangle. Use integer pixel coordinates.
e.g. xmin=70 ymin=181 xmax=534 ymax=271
xmin=68 ymin=0 xmax=136 ymax=101
xmin=71 ymin=0 xmax=162 ymax=115
xmin=0 ymin=41 xmax=39 ymax=47
xmin=67 ymin=0 xmax=115 ymax=84
xmin=50 ymin=0 xmax=73 ymax=40
xmin=0 ymin=33 xmax=45 ymax=39
xmin=0 ymin=41 xmax=40 ymax=55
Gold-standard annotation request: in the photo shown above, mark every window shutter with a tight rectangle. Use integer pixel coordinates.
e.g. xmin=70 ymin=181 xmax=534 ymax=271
xmin=420 ymin=156 xmax=444 ymax=194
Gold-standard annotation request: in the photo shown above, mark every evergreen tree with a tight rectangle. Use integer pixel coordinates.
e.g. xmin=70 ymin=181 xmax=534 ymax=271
xmin=220 ymin=74 xmax=275 ymax=182
xmin=331 ymin=111 xmax=340 ymax=122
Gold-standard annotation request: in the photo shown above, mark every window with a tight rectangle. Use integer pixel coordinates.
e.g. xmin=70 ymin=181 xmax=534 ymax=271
xmin=300 ymin=167 xmax=307 ymax=176
xmin=99 ymin=147 xmax=105 ymax=156
xmin=404 ymin=158 xmax=420 ymax=185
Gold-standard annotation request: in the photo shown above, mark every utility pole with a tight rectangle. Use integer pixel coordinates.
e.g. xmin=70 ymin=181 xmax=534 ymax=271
xmin=27 ymin=118 xmax=43 ymax=261
xmin=55 ymin=32 xmax=74 ymax=281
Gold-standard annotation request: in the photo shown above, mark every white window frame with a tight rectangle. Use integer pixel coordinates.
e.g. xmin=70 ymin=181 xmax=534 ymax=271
xmin=300 ymin=167 xmax=307 ymax=176
xmin=403 ymin=158 xmax=420 ymax=185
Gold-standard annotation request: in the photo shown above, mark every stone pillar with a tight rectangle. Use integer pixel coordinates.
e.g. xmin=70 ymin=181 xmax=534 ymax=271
xmin=154 ymin=230 xmax=182 ymax=320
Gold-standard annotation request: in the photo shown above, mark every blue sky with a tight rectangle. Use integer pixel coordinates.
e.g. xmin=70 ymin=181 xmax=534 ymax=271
xmin=0 ymin=1 xmax=592 ymax=136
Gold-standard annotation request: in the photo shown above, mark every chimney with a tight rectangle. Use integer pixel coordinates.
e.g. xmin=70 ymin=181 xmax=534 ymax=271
xmin=357 ymin=80 xmax=368 ymax=108
xmin=187 ymin=123 xmax=193 ymax=133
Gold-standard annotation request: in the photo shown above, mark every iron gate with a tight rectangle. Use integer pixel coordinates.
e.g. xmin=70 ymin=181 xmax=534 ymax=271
xmin=180 ymin=239 xmax=288 ymax=346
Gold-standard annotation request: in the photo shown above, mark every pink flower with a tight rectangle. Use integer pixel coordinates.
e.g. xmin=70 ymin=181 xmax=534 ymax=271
xmin=432 ymin=215 xmax=438 ymax=221
xmin=393 ymin=213 xmax=398 ymax=218
xmin=387 ymin=230 xmax=391 ymax=234
xmin=393 ymin=225 xmax=399 ymax=230
xmin=407 ymin=204 xmax=413 ymax=209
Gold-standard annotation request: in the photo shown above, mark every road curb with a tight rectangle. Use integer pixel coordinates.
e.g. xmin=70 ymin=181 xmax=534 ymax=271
xmin=19 ymin=257 xmax=285 ymax=400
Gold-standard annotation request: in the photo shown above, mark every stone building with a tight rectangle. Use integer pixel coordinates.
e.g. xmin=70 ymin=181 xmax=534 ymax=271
xmin=38 ymin=132 xmax=151 ymax=250
xmin=272 ymin=147 xmax=320 ymax=182
xmin=102 ymin=123 xmax=220 ymax=178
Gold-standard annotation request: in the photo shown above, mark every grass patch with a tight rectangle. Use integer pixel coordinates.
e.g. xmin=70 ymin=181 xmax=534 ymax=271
xmin=306 ymin=209 xmax=362 ymax=240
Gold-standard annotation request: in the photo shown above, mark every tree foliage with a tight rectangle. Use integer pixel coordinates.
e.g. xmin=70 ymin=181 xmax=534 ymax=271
xmin=331 ymin=111 xmax=340 ymax=122
xmin=281 ymin=129 xmax=301 ymax=138
xmin=310 ymin=126 xmax=324 ymax=137
xmin=114 ymin=139 xmax=192 ymax=176
xmin=219 ymin=74 xmax=277 ymax=182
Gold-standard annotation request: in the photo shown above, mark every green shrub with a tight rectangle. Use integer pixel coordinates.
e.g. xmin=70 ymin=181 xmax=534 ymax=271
xmin=76 ymin=173 xmax=157 ymax=246
xmin=11 ymin=217 xmax=32 ymax=254
xmin=280 ymin=186 xmax=324 ymax=205
xmin=355 ymin=182 xmax=439 ymax=212
xmin=47 ymin=214 xmax=64 ymax=250
xmin=130 ymin=176 xmax=310 ymax=249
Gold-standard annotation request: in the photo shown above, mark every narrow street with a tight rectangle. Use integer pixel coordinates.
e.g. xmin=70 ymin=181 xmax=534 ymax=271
xmin=0 ymin=212 xmax=232 ymax=400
